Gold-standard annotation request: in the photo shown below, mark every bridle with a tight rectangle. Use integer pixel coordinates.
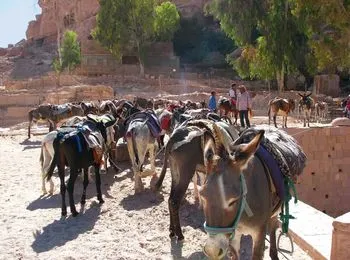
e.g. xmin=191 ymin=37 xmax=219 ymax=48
xmin=203 ymin=173 xmax=248 ymax=240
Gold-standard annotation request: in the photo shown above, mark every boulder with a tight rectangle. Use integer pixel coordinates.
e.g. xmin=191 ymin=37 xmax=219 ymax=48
xmin=331 ymin=117 xmax=350 ymax=127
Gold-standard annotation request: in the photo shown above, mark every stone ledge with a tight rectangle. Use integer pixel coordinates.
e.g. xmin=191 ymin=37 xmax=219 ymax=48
xmin=284 ymin=199 xmax=333 ymax=260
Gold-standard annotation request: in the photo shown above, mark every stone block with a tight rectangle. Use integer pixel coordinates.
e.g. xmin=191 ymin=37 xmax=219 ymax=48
xmin=115 ymin=142 xmax=130 ymax=162
xmin=331 ymin=212 xmax=350 ymax=260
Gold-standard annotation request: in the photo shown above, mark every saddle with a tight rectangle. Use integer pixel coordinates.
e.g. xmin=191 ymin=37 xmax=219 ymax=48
xmin=125 ymin=110 xmax=162 ymax=138
xmin=52 ymin=104 xmax=71 ymax=116
xmin=237 ymin=126 xmax=307 ymax=201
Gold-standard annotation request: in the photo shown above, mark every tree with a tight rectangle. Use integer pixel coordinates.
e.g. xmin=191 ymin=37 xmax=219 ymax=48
xmin=93 ymin=0 xmax=180 ymax=76
xmin=52 ymin=30 xmax=81 ymax=86
xmin=207 ymin=0 xmax=311 ymax=92
xmin=207 ymin=0 xmax=350 ymax=92
xmin=293 ymin=0 xmax=350 ymax=72
xmin=154 ymin=2 xmax=180 ymax=41
xmin=60 ymin=30 xmax=81 ymax=72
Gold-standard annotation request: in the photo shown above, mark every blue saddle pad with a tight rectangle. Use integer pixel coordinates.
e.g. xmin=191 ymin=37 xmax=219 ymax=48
xmin=256 ymin=145 xmax=285 ymax=201
xmin=126 ymin=111 xmax=162 ymax=138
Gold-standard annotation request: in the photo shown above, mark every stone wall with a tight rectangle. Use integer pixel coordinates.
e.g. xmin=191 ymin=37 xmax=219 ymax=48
xmin=285 ymin=127 xmax=350 ymax=217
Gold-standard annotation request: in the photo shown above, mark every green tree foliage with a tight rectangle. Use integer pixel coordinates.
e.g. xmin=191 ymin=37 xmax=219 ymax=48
xmin=293 ymin=0 xmax=350 ymax=72
xmin=60 ymin=30 xmax=81 ymax=72
xmin=154 ymin=2 xmax=180 ymax=41
xmin=93 ymin=0 xmax=180 ymax=76
xmin=207 ymin=0 xmax=350 ymax=92
xmin=52 ymin=30 xmax=81 ymax=86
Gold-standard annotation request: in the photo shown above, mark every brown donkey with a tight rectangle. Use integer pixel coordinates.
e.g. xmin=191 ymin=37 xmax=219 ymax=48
xmin=268 ymin=97 xmax=295 ymax=128
xmin=200 ymin=126 xmax=306 ymax=260
xmin=298 ymin=92 xmax=314 ymax=127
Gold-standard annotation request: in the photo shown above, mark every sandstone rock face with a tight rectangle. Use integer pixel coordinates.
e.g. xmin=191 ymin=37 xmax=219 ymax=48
xmin=26 ymin=0 xmax=207 ymax=44
xmin=27 ymin=0 xmax=100 ymax=43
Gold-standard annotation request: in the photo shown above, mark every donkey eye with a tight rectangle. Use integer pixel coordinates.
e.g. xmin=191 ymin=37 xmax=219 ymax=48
xmin=227 ymin=198 xmax=238 ymax=207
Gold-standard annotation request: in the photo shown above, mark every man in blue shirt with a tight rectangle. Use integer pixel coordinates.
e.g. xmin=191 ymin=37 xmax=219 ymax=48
xmin=208 ymin=91 xmax=217 ymax=112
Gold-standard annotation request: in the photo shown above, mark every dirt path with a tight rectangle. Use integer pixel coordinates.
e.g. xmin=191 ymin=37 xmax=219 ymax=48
xmin=0 ymin=130 xmax=312 ymax=260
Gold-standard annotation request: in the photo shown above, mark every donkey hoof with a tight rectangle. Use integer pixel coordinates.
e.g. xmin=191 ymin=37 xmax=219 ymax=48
xmin=177 ymin=235 xmax=185 ymax=241
xmin=61 ymin=210 xmax=67 ymax=217
xmin=99 ymin=198 xmax=105 ymax=204
xmin=169 ymin=231 xmax=175 ymax=238
xmin=72 ymin=211 xmax=79 ymax=217
xmin=80 ymin=200 xmax=86 ymax=205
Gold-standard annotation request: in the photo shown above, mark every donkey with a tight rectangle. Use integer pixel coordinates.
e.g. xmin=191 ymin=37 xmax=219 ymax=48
xmin=28 ymin=103 xmax=84 ymax=138
xmin=46 ymin=114 xmax=116 ymax=217
xmin=201 ymin=127 xmax=306 ymax=260
xmin=268 ymin=97 xmax=296 ymax=128
xmin=217 ymin=97 xmax=238 ymax=125
xmin=298 ymin=93 xmax=314 ymax=127
xmin=133 ymin=96 xmax=154 ymax=109
xmin=125 ymin=110 xmax=162 ymax=193
xmin=315 ymin=101 xmax=328 ymax=123
xmin=154 ymin=120 xmax=239 ymax=241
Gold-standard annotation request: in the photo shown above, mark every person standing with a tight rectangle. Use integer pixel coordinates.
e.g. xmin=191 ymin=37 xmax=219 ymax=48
xmin=237 ymin=85 xmax=252 ymax=128
xmin=229 ymin=83 xmax=236 ymax=100
xmin=229 ymin=83 xmax=237 ymax=107
xmin=208 ymin=91 xmax=217 ymax=112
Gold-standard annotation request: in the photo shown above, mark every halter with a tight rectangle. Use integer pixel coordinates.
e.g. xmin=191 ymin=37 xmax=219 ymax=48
xmin=203 ymin=173 xmax=248 ymax=240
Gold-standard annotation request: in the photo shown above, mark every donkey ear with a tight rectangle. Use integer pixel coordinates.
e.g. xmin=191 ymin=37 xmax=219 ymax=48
xmin=298 ymin=93 xmax=303 ymax=97
xmin=306 ymin=93 xmax=312 ymax=97
xmin=240 ymin=130 xmax=264 ymax=155
xmin=231 ymin=130 xmax=264 ymax=169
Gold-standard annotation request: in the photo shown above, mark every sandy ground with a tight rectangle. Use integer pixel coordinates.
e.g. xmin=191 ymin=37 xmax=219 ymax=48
xmin=0 ymin=118 xmax=314 ymax=260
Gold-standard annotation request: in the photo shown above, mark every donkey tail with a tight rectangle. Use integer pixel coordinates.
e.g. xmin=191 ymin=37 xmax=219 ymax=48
xmin=46 ymin=137 xmax=59 ymax=181
xmin=154 ymin=140 xmax=172 ymax=191
xmin=267 ymin=102 xmax=272 ymax=125
xmin=39 ymin=144 xmax=44 ymax=165
xmin=28 ymin=110 xmax=33 ymax=138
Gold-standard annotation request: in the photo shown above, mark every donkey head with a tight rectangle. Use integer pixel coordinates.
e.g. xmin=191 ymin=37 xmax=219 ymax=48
xmin=201 ymin=129 xmax=264 ymax=259
xmin=288 ymin=99 xmax=296 ymax=112
xmin=298 ymin=93 xmax=313 ymax=109
xmin=89 ymin=114 xmax=117 ymax=145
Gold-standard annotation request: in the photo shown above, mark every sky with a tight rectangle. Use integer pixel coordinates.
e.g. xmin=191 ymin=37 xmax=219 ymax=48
xmin=0 ymin=0 xmax=41 ymax=47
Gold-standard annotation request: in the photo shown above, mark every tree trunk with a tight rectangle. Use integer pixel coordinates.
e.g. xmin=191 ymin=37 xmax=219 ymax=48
xmin=56 ymin=72 xmax=61 ymax=87
xmin=276 ymin=67 xmax=285 ymax=93
xmin=139 ymin=62 xmax=145 ymax=77
xmin=137 ymin=41 xmax=145 ymax=77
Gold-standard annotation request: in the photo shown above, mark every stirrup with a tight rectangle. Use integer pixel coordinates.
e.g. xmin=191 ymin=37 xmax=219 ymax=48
xmin=277 ymin=230 xmax=294 ymax=254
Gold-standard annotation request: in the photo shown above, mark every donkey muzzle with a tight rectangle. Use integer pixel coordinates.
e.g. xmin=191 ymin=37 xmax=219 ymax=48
xmin=203 ymin=235 xmax=229 ymax=260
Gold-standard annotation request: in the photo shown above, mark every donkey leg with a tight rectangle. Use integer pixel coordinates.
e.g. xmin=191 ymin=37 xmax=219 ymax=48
xmin=273 ymin=115 xmax=278 ymax=128
xmin=94 ymin=164 xmax=104 ymax=204
xmin=169 ymin=165 xmax=195 ymax=241
xmin=80 ymin=167 xmax=89 ymax=205
xmin=58 ymin=166 xmax=67 ymax=217
xmin=67 ymin=168 xmax=79 ymax=217
xmin=252 ymin=226 xmax=268 ymax=260
xmin=269 ymin=216 xmax=279 ymax=260
xmin=149 ymin=144 xmax=158 ymax=189
xmin=28 ymin=121 xmax=31 ymax=139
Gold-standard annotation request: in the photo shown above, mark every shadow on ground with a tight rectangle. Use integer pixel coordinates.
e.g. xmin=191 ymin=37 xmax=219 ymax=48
xmin=31 ymin=205 xmax=101 ymax=253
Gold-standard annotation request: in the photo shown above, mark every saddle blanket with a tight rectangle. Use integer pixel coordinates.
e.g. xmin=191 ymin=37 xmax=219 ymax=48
xmin=237 ymin=125 xmax=307 ymax=200
xmin=52 ymin=104 xmax=71 ymax=116
xmin=126 ymin=111 xmax=162 ymax=138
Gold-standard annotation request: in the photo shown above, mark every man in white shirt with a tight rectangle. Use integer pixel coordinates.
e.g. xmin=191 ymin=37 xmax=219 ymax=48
xmin=229 ymin=83 xmax=236 ymax=100
xmin=237 ymin=85 xmax=252 ymax=128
